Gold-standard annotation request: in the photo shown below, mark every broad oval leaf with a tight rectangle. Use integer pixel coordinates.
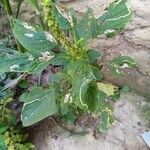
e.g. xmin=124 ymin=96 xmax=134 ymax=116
xmin=20 ymin=86 xmax=58 ymax=126
xmin=0 ymin=48 xmax=53 ymax=74
xmin=12 ymin=19 xmax=57 ymax=57
xmin=0 ymin=52 xmax=33 ymax=73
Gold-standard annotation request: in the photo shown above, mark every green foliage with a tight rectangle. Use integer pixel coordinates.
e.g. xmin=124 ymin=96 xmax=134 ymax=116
xmin=0 ymin=97 xmax=16 ymax=126
xmin=12 ymin=19 xmax=56 ymax=57
xmin=97 ymin=0 xmax=132 ymax=37
xmin=17 ymin=80 xmax=29 ymax=89
xmin=0 ymin=97 xmax=34 ymax=150
xmin=70 ymin=8 xmax=98 ymax=44
xmin=27 ymin=0 xmax=45 ymax=29
xmin=27 ymin=0 xmax=39 ymax=11
xmin=109 ymin=56 xmax=136 ymax=77
xmin=53 ymin=4 xmax=71 ymax=30
xmin=0 ymin=0 xmax=136 ymax=133
xmin=0 ymin=42 xmax=54 ymax=74
xmin=20 ymin=86 xmax=58 ymax=126
xmin=98 ymin=109 xmax=114 ymax=133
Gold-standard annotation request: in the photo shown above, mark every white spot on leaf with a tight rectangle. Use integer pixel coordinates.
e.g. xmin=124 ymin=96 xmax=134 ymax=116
xmin=68 ymin=13 xmax=74 ymax=27
xmin=10 ymin=64 xmax=20 ymax=71
xmin=116 ymin=68 xmax=121 ymax=74
xmin=23 ymin=22 xmax=35 ymax=31
xmin=64 ymin=93 xmax=73 ymax=103
xmin=104 ymin=29 xmax=116 ymax=35
xmin=120 ymin=63 xmax=130 ymax=68
xmin=27 ymin=54 xmax=34 ymax=61
xmin=25 ymin=33 xmax=33 ymax=37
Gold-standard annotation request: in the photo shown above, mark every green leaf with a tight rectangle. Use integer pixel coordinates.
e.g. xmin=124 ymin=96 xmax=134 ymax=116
xmin=97 ymin=82 xmax=118 ymax=96
xmin=87 ymin=49 xmax=102 ymax=62
xmin=80 ymin=80 xmax=99 ymax=111
xmin=17 ymin=80 xmax=29 ymax=89
xmin=51 ymin=52 xmax=69 ymax=66
xmin=5 ymin=113 xmax=17 ymax=126
xmin=98 ymin=109 xmax=114 ymax=133
xmin=98 ymin=90 xmax=107 ymax=101
xmin=0 ymin=51 xmax=32 ymax=73
xmin=0 ymin=47 xmax=18 ymax=54
xmin=69 ymin=8 xmax=78 ymax=26
xmin=53 ymin=4 xmax=71 ymax=30
xmin=71 ymin=69 xmax=97 ymax=109
xmin=0 ymin=49 xmax=53 ymax=74
xmin=71 ymin=9 xmax=99 ymax=44
xmin=0 ymin=134 xmax=7 ymax=150
xmin=28 ymin=0 xmax=39 ymax=11
xmin=64 ymin=109 xmax=76 ymax=124
xmin=20 ymin=86 xmax=58 ymax=126
xmin=68 ymin=0 xmax=132 ymax=41
xmin=97 ymin=0 xmax=132 ymax=37
xmin=110 ymin=56 xmax=136 ymax=67
xmin=0 ymin=72 xmax=6 ymax=82
xmin=12 ymin=19 xmax=57 ymax=57
xmin=0 ymin=125 xmax=8 ymax=134
xmin=109 ymin=56 xmax=136 ymax=77
xmin=30 ymin=60 xmax=51 ymax=74
xmin=91 ymin=66 xmax=103 ymax=81
xmin=67 ymin=58 xmax=94 ymax=78
xmin=121 ymin=85 xmax=131 ymax=93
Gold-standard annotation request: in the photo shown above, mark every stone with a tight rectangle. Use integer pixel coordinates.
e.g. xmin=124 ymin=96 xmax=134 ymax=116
xmin=59 ymin=0 xmax=111 ymax=16
xmin=125 ymin=27 xmax=150 ymax=48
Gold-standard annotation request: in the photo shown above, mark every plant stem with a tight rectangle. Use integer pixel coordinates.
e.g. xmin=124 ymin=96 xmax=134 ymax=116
xmin=27 ymin=0 xmax=45 ymax=30
xmin=16 ymin=0 xmax=24 ymax=18
xmin=1 ymin=0 xmax=13 ymax=16
xmin=1 ymin=0 xmax=25 ymax=52
xmin=35 ymin=5 xmax=45 ymax=30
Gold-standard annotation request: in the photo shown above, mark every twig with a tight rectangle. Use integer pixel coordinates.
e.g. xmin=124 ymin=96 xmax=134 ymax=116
xmin=16 ymin=0 xmax=24 ymax=18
